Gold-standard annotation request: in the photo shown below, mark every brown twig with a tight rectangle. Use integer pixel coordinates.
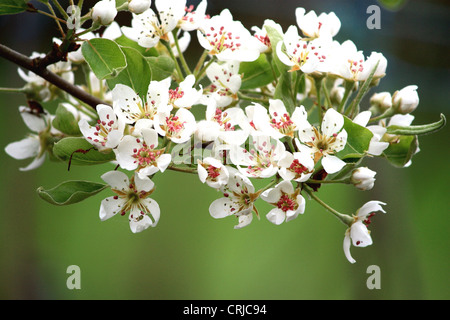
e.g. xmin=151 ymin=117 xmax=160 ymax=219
xmin=0 ymin=43 xmax=109 ymax=110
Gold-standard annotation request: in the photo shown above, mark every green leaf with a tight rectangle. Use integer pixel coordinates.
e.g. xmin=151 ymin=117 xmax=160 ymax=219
xmin=339 ymin=116 xmax=374 ymax=161
xmin=52 ymin=104 xmax=81 ymax=136
xmin=114 ymin=34 xmax=159 ymax=57
xmin=274 ymin=72 xmax=294 ymax=113
xmin=81 ymin=38 xmax=127 ymax=80
xmin=53 ymin=137 xmax=116 ymax=166
xmin=386 ymin=113 xmax=446 ymax=136
xmin=37 ymin=180 xmax=108 ymax=206
xmin=239 ymin=54 xmax=274 ymax=90
xmin=146 ymin=56 xmax=175 ymax=81
xmin=264 ymin=25 xmax=288 ymax=75
xmin=0 ymin=0 xmax=28 ymax=15
xmin=383 ymin=135 xmax=419 ymax=167
xmin=106 ymin=46 xmax=152 ymax=98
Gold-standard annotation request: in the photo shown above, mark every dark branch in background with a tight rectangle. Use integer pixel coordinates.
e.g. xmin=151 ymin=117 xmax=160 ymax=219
xmin=0 ymin=43 xmax=109 ymax=110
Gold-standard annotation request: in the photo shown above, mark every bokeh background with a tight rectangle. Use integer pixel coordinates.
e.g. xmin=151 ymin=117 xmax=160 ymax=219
xmin=0 ymin=0 xmax=448 ymax=300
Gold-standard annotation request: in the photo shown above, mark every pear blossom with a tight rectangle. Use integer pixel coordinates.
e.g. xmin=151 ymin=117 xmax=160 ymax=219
xmin=203 ymin=60 xmax=242 ymax=108
xmin=277 ymin=150 xmax=315 ymax=182
xmin=251 ymin=19 xmax=284 ymax=53
xmin=100 ymin=170 xmax=160 ymax=233
xmin=92 ymin=0 xmax=117 ymax=25
xmin=195 ymin=99 xmax=249 ymax=146
xmin=343 ymin=201 xmax=386 ymax=263
xmin=249 ymin=100 xmax=309 ymax=139
xmin=295 ymin=7 xmax=341 ymax=40
xmin=155 ymin=108 xmax=196 ymax=144
xmin=230 ymin=134 xmax=286 ymax=178
xmin=370 ymin=91 xmax=392 ymax=113
xmin=5 ymin=105 xmax=56 ymax=171
xmin=178 ymin=0 xmax=208 ymax=31
xmin=297 ymin=108 xmax=347 ymax=174
xmin=122 ymin=0 xmax=187 ymax=48
xmin=351 ymin=167 xmax=376 ymax=190
xmin=197 ymin=157 xmax=229 ymax=189
xmin=112 ymin=78 xmax=171 ymax=126
xmin=79 ymin=104 xmax=125 ymax=152
xmin=209 ymin=168 xmax=260 ymax=229
xmin=328 ymin=40 xmax=387 ymax=82
xmin=168 ymin=74 xmax=202 ymax=109
xmin=392 ymin=85 xmax=419 ymax=114
xmin=115 ymin=128 xmax=171 ymax=179
xmin=261 ymin=180 xmax=305 ymax=225
xmin=197 ymin=9 xmax=261 ymax=62
xmin=276 ymin=25 xmax=330 ymax=73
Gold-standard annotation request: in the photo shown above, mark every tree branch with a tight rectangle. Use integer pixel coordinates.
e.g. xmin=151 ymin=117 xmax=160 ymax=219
xmin=0 ymin=43 xmax=109 ymax=110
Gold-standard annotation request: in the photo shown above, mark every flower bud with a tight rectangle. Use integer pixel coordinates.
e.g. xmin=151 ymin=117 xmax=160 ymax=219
xmin=369 ymin=91 xmax=392 ymax=113
xmin=351 ymin=167 xmax=376 ymax=191
xmin=392 ymin=85 xmax=419 ymax=114
xmin=128 ymin=0 xmax=151 ymax=14
xmin=92 ymin=0 xmax=117 ymax=26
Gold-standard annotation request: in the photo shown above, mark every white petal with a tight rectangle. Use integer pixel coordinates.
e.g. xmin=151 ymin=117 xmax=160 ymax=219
xmin=209 ymin=197 xmax=236 ymax=219
xmin=350 ymin=221 xmax=373 ymax=247
xmin=134 ymin=173 xmax=155 ymax=192
xmin=266 ymin=208 xmax=286 ymax=225
xmin=234 ymin=213 xmax=253 ymax=229
xmin=321 ymin=108 xmax=344 ymax=137
xmin=129 ymin=208 xmax=153 ymax=233
xmin=141 ymin=198 xmax=160 ymax=227
xmin=5 ymin=137 xmax=40 ymax=160
xmin=19 ymin=154 xmax=45 ymax=171
xmin=353 ymin=111 xmax=372 ymax=127
xmin=101 ymin=170 xmax=129 ymax=192
xmin=343 ymin=232 xmax=356 ymax=264
xmin=357 ymin=200 xmax=386 ymax=219
xmin=100 ymin=196 xmax=125 ymax=221
xmin=321 ymin=155 xmax=346 ymax=174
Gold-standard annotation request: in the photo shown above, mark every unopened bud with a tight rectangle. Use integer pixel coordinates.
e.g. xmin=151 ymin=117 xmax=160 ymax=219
xmin=370 ymin=91 xmax=392 ymax=113
xmin=92 ymin=0 xmax=117 ymax=26
xmin=351 ymin=167 xmax=376 ymax=191
xmin=392 ymin=85 xmax=419 ymax=114
xmin=128 ymin=0 xmax=151 ymax=14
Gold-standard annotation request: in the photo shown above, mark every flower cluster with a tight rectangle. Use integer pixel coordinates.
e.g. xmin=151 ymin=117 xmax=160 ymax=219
xmin=3 ymin=0 xmax=444 ymax=264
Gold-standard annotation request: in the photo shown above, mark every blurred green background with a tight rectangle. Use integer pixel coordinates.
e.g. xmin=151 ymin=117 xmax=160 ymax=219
xmin=0 ymin=0 xmax=448 ymax=300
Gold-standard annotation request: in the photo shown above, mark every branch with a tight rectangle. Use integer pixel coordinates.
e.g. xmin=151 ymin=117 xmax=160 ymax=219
xmin=0 ymin=43 xmax=109 ymax=110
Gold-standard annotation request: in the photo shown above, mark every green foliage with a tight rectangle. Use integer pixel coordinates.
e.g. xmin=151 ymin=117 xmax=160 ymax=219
xmin=239 ymin=54 xmax=274 ymax=90
xmin=37 ymin=180 xmax=108 ymax=206
xmin=386 ymin=113 xmax=446 ymax=136
xmin=106 ymin=46 xmax=152 ymax=99
xmin=53 ymin=137 xmax=116 ymax=166
xmin=145 ymin=56 xmax=176 ymax=81
xmin=52 ymin=104 xmax=81 ymax=136
xmin=0 ymin=0 xmax=28 ymax=15
xmin=81 ymin=39 xmax=127 ymax=80
xmin=382 ymin=135 xmax=419 ymax=167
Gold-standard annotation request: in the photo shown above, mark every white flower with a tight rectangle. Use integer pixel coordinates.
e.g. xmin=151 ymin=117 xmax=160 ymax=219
xmin=249 ymin=100 xmax=308 ymax=139
xmin=115 ymin=128 xmax=171 ymax=179
xmin=297 ymin=108 xmax=347 ymax=174
xmin=92 ymin=0 xmax=117 ymax=25
xmin=112 ymin=78 xmax=171 ymax=126
xmin=78 ymin=104 xmax=125 ymax=151
xmin=343 ymin=201 xmax=386 ymax=263
xmin=209 ymin=168 xmax=260 ymax=229
xmin=178 ymin=0 xmax=208 ymax=31
xmin=195 ymin=100 xmax=249 ymax=146
xmin=100 ymin=171 xmax=160 ymax=233
xmin=197 ymin=157 xmax=229 ymax=189
xmin=352 ymin=111 xmax=389 ymax=156
xmin=155 ymin=108 xmax=196 ymax=144
xmin=203 ymin=60 xmax=241 ymax=108
xmin=230 ymin=134 xmax=285 ymax=178
xmin=261 ymin=180 xmax=305 ymax=225
xmin=277 ymin=150 xmax=314 ymax=182
xmin=351 ymin=167 xmax=376 ymax=190
xmin=276 ymin=25 xmax=329 ymax=73
xmin=128 ymin=0 xmax=151 ymax=14
xmin=392 ymin=85 xmax=419 ymax=114
xmin=197 ymin=9 xmax=261 ymax=62
xmin=5 ymin=105 xmax=54 ymax=171
xmin=328 ymin=40 xmax=387 ymax=82
xmin=168 ymin=74 xmax=202 ymax=109
xmin=122 ymin=0 xmax=186 ymax=48
xmin=251 ymin=19 xmax=284 ymax=53
xmin=370 ymin=91 xmax=392 ymax=113
xmin=295 ymin=7 xmax=341 ymax=39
